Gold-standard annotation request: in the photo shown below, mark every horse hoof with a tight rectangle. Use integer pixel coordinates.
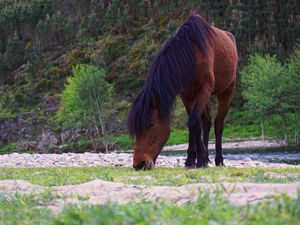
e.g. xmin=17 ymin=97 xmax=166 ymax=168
xmin=215 ymin=162 xmax=226 ymax=167
xmin=185 ymin=160 xmax=196 ymax=169
xmin=185 ymin=165 xmax=196 ymax=169
xmin=196 ymin=162 xmax=208 ymax=168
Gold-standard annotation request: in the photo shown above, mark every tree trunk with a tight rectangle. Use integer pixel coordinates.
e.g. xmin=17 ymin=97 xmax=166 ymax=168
xmin=87 ymin=129 xmax=96 ymax=150
xmin=282 ymin=114 xmax=288 ymax=145
xmin=260 ymin=110 xmax=265 ymax=144
xmin=98 ymin=114 xmax=109 ymax=153
xmin=90 ymin=86 xmax=109 ymax=153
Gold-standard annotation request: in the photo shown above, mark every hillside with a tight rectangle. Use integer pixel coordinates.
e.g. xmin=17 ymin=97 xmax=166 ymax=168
xmin=0 ymin=0 xmax=299 ymax=150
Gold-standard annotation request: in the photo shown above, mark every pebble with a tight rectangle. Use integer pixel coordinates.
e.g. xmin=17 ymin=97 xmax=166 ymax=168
xmin=0 ymin=152 xmax=298 ymax=168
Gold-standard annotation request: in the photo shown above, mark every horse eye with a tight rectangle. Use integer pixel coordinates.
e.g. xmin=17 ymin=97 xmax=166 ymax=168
xmin=148 ymin=122 xmax=155 ymax=129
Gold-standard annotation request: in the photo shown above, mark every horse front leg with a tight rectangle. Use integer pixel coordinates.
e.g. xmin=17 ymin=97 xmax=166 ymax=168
xmin=181 ymin=86 xmax=212 ymax=168
xmin=194 ymin=86 xmax=213 ymax=168
xmin=186 ymin=105 xmax=206 ymax=168
xmin=187 ymin=102 xmax=210 ymax=168
xmin=185 ymin=122 xmax=197 ymax=168
xmin=180 ymin=94 xmax=197 ymax=168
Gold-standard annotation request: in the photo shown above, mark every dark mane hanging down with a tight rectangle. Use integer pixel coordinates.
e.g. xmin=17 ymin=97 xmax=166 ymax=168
xmin=128 ymin=13 xmax=214 ymax=137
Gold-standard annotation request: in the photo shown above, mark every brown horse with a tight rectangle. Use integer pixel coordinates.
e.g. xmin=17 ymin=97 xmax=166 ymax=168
xmin=128 ymin=13 xmax=238 ymax=170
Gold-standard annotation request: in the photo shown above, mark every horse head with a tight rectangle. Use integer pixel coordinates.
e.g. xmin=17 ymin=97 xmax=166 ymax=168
xmin=132 ymin=104 xmax=171 ymax=170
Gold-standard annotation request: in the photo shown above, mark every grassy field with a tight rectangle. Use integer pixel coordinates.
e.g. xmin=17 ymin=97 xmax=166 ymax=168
xmin=0 ymin=167 xmax=299 ymax=224
xmin=111 ymin=109 xmax=298 ymax=150
xmin=0 ymin=167 xmax=299 ymax=186
xmin=110 ymin=127 xmax=258 ymax=151
xmin=0 ymin=191 xmax=299 ymax=225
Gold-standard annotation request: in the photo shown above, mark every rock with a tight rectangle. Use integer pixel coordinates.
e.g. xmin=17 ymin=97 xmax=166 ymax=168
xmin=37 ymin=130 xmax=58 ymax=150
xmin=60 ymin=128 xmax=81 ymax=144
xmin=0 ymin=118 xmax=18 ymax=145
xmin=0 ymin=151 xmax=299 ymax=169
xmin=0 ymin=112 xmax=41 ymax=145
xmin=17 ymin=112 xmax=37 ymax=134
xmin=15 ymin=141 xmax=38 ymax=152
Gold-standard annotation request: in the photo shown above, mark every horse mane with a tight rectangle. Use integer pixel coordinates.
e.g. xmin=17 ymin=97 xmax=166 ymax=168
xmin=128 ymin=13 xmax=214 ymax=137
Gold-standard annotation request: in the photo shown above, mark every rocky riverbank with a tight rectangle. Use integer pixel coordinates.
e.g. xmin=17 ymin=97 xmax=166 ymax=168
xmin=0 ymin=151 xmax=299 ymax=168
xmin=0 ymin=139 xmax=298 ymax=168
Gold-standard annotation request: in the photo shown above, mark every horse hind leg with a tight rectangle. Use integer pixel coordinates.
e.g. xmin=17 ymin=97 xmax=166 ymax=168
xmin=215 ymin=81 xmax=235 ymax=166
xmin=201 ymin=105 xmax=212 ymax=163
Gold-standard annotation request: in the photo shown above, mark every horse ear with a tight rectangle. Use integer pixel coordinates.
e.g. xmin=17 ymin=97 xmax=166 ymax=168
xmin=128 ymin=93 xmax=135 ymax=102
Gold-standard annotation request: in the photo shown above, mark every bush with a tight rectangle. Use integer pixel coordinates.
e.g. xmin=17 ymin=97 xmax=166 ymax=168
xmin=57 ymin=64 xmax=114 ymax=152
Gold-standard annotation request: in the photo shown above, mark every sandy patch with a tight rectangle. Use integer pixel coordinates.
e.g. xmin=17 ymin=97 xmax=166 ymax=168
xmin=0 ymin=180 xmax=43 ymax=196
xmin=0 ymin=179 xmax=299 ymax=214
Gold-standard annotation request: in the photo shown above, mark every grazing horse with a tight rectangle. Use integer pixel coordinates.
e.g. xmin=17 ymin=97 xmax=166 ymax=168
xmin=128 ymin=13 xmax=238 ymax=170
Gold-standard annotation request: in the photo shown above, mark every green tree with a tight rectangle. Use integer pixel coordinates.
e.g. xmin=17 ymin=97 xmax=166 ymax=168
xmin=284 ymin=45 xmax=300 ymax=145
xmin=241 ymin=54 xmax=287 ymax=143
xmin=57 ymin=64 xmax=114 ymax=152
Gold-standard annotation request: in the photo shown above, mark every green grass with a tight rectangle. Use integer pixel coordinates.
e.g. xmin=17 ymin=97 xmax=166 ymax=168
xmin=0 ymin=167 xmax=299 ymax=187
xmin=0 ymin=143 xmax=18 ymax=154
xmin=111 ymin=129 xmax=190 ymax=150
xmin=110 ymin=134 xmax=133 ymax=150
xmin=0 ymin=190 xmax=299 ymax=225
xmin=0 ymin=194 xmax=53 ymax=225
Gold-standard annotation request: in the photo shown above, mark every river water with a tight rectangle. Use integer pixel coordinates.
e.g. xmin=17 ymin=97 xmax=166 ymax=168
xmin=161 ymin=147 xmax=300 ymax=165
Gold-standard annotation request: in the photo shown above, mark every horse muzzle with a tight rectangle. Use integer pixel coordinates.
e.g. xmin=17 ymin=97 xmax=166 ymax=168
xmin=133 ymin=159 xmax=155 ymax=170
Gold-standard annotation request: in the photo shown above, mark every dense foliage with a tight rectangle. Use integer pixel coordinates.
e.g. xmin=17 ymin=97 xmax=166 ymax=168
xmin=285 ymin=45 xmax=300 ymax=112
xmin=0 ymin=0 xmax=299 ymax=112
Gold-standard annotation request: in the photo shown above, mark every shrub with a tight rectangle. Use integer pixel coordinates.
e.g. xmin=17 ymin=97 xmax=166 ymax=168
xmin=57 ymin=64 xmax=114 ymax=152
